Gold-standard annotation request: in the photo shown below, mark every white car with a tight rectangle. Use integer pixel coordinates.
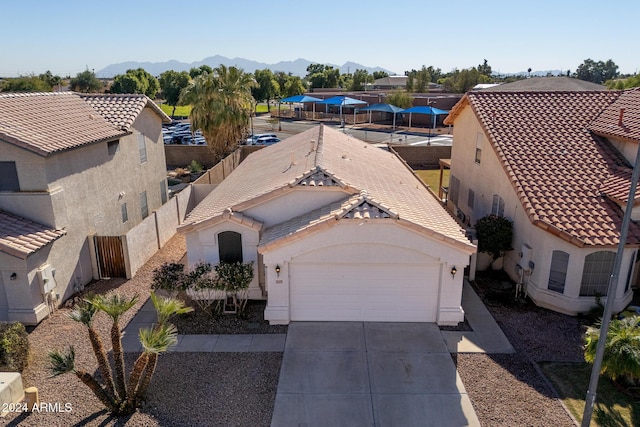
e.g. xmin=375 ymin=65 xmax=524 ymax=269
xmin=246 ymin=133 xmax=277 ymax=145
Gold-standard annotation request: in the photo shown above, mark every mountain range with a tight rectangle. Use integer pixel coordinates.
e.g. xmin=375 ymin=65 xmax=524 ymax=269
xmin=97 ymin=56 xmax=395 ymax=78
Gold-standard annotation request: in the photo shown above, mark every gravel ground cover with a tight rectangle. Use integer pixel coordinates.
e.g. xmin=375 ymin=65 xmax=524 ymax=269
xmin=456 ymin=270 xmax=589 ymax=426
xmin=5 ymin=237 xmax=591 ymax=426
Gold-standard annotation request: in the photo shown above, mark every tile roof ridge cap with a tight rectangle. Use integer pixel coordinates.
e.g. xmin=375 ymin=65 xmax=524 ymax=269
xmin=314 ymin=124 xmax=324 ymax=166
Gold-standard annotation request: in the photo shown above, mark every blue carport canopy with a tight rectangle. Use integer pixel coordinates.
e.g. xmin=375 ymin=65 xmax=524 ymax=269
xmin=357 ymin=103 xmax=404 ymax=128
xmin=316 ymin=96 xmax=368 ymax=125
xmin=280 ymin=95 xmax=323 ymax=103
xmin=279 ymin=95 xmax=324 ymax=119
xmin=400 ymin=106 xmax=450 ymax=129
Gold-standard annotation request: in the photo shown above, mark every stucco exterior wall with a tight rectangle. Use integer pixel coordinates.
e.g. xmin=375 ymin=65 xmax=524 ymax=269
xmin=261 ymin=221 xmax=471 ymax=325
xmin=449 ymin=105 xmax=634 ymax=315
xmin=0 ymin=106 xmax=170 ymax=323
xmin=184 ymin=220 xmax=262 ymax=299
xmin=243 ymin=187 xmax=349 ymax=228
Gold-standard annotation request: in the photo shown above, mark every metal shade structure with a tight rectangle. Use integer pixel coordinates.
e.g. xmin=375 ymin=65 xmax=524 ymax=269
xmin=280 ymin=95 xmax=323 ymax=103
xmin=357 ymin=103 xmax=404 ymax=129
xmin=317 ymin=96 xmax=368 ymax=126
xmin=279 ymin=95 xmax=324 ymax=120
xmin=401 ymin=106 xmax=450 ymax=129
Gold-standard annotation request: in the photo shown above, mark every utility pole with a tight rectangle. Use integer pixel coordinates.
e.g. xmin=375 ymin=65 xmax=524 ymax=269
xmin=581 ymin=137 xmax=640 ymax=426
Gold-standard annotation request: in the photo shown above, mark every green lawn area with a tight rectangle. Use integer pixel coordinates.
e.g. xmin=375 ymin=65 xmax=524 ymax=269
xmin=414 ymin=169 xmax=449 ymax=191
xmin=158 ymin=103 xmax=269 ymax=117
xmin=159 ymin=104 xmax=192 ymax=117
xmin=539 ymin=361 xmax=640 ymax=426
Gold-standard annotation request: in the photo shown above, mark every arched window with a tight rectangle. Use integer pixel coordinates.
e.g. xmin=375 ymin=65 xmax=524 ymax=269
xmin=548 ymin=251 xmax=569 ymax=293
xmin=580 ymin=251 xmax=615 ymax=296
xmin=218 ymin=231 xmax=243 ymax=263
xmin=491 ymin=194 xmax=505 ymax=217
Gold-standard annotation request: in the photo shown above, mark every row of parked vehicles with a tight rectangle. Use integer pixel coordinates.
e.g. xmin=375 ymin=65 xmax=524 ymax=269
xmin=162 ymin=122 xmax=207 ymax=145
xmin=163 ymin=122 xmax=282 ymax=147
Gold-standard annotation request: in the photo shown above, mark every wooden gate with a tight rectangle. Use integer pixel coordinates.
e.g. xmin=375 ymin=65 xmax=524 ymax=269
xmin=94 ymin=236 xmax=126 ymax=278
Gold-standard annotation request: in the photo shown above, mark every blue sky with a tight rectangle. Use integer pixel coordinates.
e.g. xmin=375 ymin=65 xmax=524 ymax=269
xmin=2 ymin=0 xmax=637 ymax=77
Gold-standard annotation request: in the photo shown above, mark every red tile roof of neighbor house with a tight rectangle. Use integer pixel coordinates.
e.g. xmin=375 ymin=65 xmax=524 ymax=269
xmin=180 ymin=125 xmax=475 ymax=252
xmin=445 ymin=88 xmax=640 ymax=248
xmin=0 ymin=210 xmax=66 ymax=259
xmin=0 ymin=92 xmax=171 ymax=156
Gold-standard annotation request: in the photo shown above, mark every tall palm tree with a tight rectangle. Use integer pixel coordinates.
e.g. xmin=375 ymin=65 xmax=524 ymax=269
xmin=91 ymin=294 xmax=139 ymax=401
xmin=67 ymin=299 xmax=116 ymax=399
xmin=180 ymin=65 xmax=257 ymax=162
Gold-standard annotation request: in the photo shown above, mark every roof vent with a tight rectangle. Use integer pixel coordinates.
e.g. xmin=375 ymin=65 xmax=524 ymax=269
xmin=619 ymin=108 xmax=625 ymax=127
xmin=310 ymin=139 xmax=316 ymax=151
xmin=290 ymin=152 xmax=296 ymax=166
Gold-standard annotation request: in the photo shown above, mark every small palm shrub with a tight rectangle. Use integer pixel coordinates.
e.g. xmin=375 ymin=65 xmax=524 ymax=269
xmin=584 ymin=315 xmax=640 ymax=390
xmin=48 ymin=292 xmax=192 ymax=415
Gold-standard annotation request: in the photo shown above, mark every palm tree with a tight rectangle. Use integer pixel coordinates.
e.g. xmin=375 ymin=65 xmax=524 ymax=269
xmin=180 ymin=65 xmax=257 ymax=162
xmin=91 ymin=294 xmax=139 ymax=401
xmin=49 ymin=347 xmax=118 ymax=412
xmin=67 ymin=299 xmax=116 ymax=399
xmin=125 ymin=322 xmax=177 ymax=410
xmin=49 ymin=291 xmax=192 ymax=415
xmin=584 ymin=315 xmax=640 ymax=387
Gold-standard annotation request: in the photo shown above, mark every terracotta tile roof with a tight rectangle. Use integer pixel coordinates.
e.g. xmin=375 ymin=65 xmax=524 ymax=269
xmin=182 ymin=125 xmax=474 ymax=252
xmin=0 ymin=210 xmax=66 ymax=259
xmin=448 ymin=89 xmax=640 ymax=247
xmin=589 ymin=87 xmax=640 ymax=142
xmin=80 ymin=94 xmax=172 ymax=130
xmin=0 ymin=92 xmax=128 ymax=156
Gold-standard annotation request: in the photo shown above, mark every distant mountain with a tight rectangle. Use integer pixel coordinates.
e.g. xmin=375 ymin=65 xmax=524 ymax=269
xmin=97 ymin=56 xmax=394 ymax=78
xmin=499 ymin=69 xmax=567 ymax=77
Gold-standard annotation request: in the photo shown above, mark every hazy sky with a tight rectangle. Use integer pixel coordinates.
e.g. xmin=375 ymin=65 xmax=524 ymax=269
xmin=2 ymin=0 xmax=637 ymax=77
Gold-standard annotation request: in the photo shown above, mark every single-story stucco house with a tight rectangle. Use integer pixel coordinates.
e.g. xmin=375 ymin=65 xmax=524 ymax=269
xmin=178 ymin=125 xmax=476 ymax=325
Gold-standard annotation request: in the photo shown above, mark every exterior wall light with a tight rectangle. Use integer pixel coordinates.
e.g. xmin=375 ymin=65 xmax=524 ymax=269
xmin=10 ymin=273 xmax=17 ymax=280
xmin=275 ymin=265 xmax=281 ymax=277
xmin=450 ymin=266 xmax=457 ymax=279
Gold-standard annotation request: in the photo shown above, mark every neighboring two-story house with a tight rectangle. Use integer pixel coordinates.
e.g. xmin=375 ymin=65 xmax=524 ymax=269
xmin=444 ymin=86 xmax=640 ymax=315
xmin=0 ymin=92 xmax=171 ymax=324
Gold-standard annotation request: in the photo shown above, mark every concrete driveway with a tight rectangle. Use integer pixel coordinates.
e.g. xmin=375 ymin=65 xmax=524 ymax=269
xmin=271 ymin=322 xmax=480 ymax=427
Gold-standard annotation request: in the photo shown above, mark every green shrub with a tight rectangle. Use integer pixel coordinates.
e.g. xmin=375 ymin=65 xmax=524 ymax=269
xmin=189 ymin=160 xmax=203 ymax=174
xmin=475 ymin=215 xmax=513 ymax=260
xmin=0 ymin=322 xmax=29 ymax=372
xmin=151 ymin=262 xmax=187 ymax=298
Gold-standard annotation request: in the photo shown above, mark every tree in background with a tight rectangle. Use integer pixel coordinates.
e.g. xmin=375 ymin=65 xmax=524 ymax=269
xmin=305 ymin=63 xmax=341 ymax=89
xmin=282 ymin=76 xmax=306 ymax=98
xmin=385 ymin=90 xmax=413 ymax=108
xmin=252 ymin=69 xmax=280 ymax=110
xmin=70 ymin=69 xmax=103 ymax=93
xmin=574 ymin=59 xmax=619 ymax=84
xmin=189 ymin=65 xmax=213 ymax=79
xmin=158 ymin=70 xmax=190 ymax=117
xmin=1 ymin=74 xmax=53 ymax=92
xmin=607 ymin=74 xmax=640 ymax=90
xmin=348 ymin=69 xmax=372 ymax=91
xmin=373 ymin=70 xmax=389 ymax=80
xmin=110 ymin=68 xmax=160 ymax=98
xmin=405 ymin=66 xmax=443 ymax=93
xmin=180 ymin=65 xmax=256 ymax=162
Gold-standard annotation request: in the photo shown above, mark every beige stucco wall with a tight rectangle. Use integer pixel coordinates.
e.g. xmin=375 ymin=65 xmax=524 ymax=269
xmin=243 ymin=187 xmax=349 ymax=228
xmin=0 ymin=106 xmax=169 ymax=323
xmin=449 ymin=105 xmax=635 ymax=315
xmin=260 ymin=221 xmax=471 ymax=325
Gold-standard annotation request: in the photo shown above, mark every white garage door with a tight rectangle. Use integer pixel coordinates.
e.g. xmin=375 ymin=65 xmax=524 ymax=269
xmin=289 ymin=262 xmax=439 ymax=322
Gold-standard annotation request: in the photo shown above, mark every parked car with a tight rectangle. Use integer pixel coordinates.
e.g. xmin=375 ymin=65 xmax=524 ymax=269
xmin=255 ymin=137 xmax=281 ymax=146
xmin=246 ymin=133 xmax=277 ymax=145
